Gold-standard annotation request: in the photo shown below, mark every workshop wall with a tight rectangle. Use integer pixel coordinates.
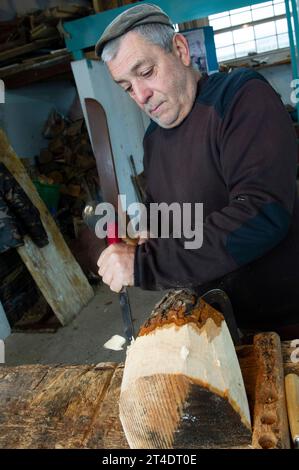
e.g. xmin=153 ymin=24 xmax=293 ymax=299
xmin=0 ymin=80 xmax=76 ymax=158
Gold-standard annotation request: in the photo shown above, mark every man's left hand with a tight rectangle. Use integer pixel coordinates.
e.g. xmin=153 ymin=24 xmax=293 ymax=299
xmin=97 ymin=243 xmax=135 ymax=292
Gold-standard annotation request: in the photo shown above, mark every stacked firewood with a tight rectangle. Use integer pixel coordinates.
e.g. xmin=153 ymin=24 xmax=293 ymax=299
xmin=0 ymin=4 xmax=92 ymax=69
xmin=36 ymin=110 xmax=99 ymax=218
xmin=92 ymin=0 xmax=140 ymax=13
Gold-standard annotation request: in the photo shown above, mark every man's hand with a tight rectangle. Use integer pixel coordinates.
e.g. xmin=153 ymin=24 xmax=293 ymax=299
xmin=97 ymin=243 xmax=135 ymax=293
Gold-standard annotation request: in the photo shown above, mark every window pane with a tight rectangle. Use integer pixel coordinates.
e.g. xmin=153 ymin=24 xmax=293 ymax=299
xmin=216 ymin=45 xmax=236 ymax=61
xmin=274 ymin=2 xmax=286 ymax=15
xmin=256 ymin=35 xmax=278 ymax=52
xmin=251 ymin=1 xmax=273 ymax=9
xmin=276 ymin=18 xmax=288 ymax=34
xmin=230 ymin=6 xmax=251 ymax=14
xmin=235 ymin=41 xmax=256 ymax=57
xmin=254 ymin=21 xmax=276 ymax=38
xmin=233 ymin=26 xmax=254 ymax=43
xmin=209 ymin=12 xmax=229 ymax=20
xmin=209 ymin=16 xmax=231 ymax=30
xmin=277 ymin=33 xmax=290 ymax=48
xmin=214 ymin=31 xmax=234 ymax=48
xmin=230 ymin=11 xmax=252 ymax=26
xmin=252 ymin=5 xmax=274 ymax=21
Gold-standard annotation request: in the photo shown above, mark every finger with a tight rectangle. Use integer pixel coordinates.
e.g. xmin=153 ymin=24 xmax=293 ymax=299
xmin=110 ymin=279 xmax=122 ymax=293
xmin=102 ymin=270 xmax=113 ymax=287
xmin=97 ymin=245 xmax=114 ymax=267
xmin=97 ymin=248 xmax=108 ymax=268
xmin=98 ymin=257 xmax=113 ymax=278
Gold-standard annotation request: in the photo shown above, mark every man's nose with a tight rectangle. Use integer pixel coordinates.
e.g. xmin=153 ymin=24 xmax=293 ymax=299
xmin=133 ymin=81 xmax=153 ymax=105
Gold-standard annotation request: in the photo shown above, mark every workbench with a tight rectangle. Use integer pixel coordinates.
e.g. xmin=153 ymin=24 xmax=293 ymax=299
xmin=0 ymin=339 xmax=298 ymax=449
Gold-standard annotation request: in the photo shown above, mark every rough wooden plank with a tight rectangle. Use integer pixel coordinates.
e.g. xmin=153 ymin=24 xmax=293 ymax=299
xmin=0 ymin=364 xmax=118 ymax=449
xmin=84 ymin=365 xmax=129 ymax=449
xmin=251 ymin=333 xmax=290 ymax=449
xmin=0 ymin=130 xmax=94 ymax=325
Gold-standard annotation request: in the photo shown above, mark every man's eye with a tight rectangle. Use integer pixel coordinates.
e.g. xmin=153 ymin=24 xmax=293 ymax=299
xmin=124 ymin=86 xmax=133 ymax=93
xmin=142 ymin=68 xmax=153 ymax=78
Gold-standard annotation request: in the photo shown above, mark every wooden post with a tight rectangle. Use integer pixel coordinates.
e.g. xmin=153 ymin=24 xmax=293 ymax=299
xmin=119 ymin=289 xmax=252 ymax=448
xmin=251 ymin=332 xmax=290 ymax=449
xmin=0 ymin=130 xmax=94 ymax=325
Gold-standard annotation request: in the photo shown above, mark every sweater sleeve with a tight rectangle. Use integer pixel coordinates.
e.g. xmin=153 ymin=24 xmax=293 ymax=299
xmin=134 ymin=79 xmax=298 ymax=290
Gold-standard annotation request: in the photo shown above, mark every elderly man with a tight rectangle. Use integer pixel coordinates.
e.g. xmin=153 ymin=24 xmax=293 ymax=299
xmin=96 ymin=4 xmax=299 ymax=334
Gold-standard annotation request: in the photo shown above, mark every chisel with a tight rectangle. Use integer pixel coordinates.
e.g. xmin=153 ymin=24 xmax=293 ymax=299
xmin=285 ymin=373 xmax=299 ymax=448
xmin=107 ymin=222 xmax=135 ymax=343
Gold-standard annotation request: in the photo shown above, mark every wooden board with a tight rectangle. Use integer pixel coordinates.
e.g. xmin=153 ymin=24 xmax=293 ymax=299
xmin=251 ymin=333 xmax=289 ymax=449
xmin=0 ymin=130 xmax=94 ymax=325
xmin=0 ymin=363 xmax=126 ymax=449
xmin=0 ymin=37 xmax=59 ymax=62
xmin=0 ymin=338 xmax=296 ymax=449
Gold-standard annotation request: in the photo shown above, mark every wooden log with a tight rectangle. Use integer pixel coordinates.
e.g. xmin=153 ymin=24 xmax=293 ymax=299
xmin=119 ymin=289 xmax=252 ymax=449
xmin=251 ymin=333 xmax=290 ymax=449
xmin=0 ymin=129 xmax=94 ymax=325
xmin=285 ymin=373 xmax=299 ymax=447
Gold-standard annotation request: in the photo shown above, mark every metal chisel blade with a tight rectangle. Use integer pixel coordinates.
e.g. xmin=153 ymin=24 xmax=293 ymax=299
xmin=119 ymin=287 xmax=135 ymax=343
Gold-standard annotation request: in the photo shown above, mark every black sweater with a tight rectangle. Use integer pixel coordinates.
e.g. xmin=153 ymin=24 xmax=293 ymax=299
xmin=134 ymin=68 xmax=299 ymax=314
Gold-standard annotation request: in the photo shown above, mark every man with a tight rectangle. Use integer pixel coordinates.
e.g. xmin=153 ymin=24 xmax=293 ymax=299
xmin=96 ymin=4 xmax=299 ymax=333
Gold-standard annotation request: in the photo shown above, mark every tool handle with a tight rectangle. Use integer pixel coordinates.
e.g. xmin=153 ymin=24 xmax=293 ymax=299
xmin=107 ymin=221 xmax=138 ymax=246
xmin=285 ymin=373 xmax=299 ymax=447
xmin=107 ymin=222 xmax=121 ymax=245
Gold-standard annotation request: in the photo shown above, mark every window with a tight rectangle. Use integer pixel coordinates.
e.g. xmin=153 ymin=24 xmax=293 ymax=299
xmin=209 ymin=1 xmax=289 ymax=62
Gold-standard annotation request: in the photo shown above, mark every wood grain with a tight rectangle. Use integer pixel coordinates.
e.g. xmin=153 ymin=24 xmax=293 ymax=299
xmin=251 ymin=333 xmax=290 ymax=449
xmin=0 ymin=339 xmax=298 ymax=448
xmin=119 ymin=291 xmax=252 ymax=449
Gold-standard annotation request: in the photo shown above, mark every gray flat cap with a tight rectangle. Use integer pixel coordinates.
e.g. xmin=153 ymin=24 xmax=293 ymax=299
xmin=95 ymin=3 xmax=174 ymax=59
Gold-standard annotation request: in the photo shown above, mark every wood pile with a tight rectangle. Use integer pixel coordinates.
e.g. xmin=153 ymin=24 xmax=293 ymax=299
xmin=35 ymin=109 xmax=99 ymax=220
xmin=93 ymin=1 xmax=139 ymax=13
xmin=0 ymin=4 xmax=92 ymax=87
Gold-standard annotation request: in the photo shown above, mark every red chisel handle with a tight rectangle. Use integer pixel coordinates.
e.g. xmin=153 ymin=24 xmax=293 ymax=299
xmin=107 ymin=222 xmax=122 ymax=245
xmin=106 ymin=222 xmax=135 ymax=342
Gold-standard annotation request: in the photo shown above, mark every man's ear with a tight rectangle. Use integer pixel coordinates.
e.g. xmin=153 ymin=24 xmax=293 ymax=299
xmin=172 ymin=33 xmax=191 ymax=66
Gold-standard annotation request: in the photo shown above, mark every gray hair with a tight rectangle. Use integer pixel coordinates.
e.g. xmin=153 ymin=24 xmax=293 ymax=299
xmin=101 ymin=23 xmax=175 ymax=62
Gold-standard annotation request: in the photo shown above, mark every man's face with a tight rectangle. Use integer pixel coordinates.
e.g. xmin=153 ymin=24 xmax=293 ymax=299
xmin=107 ymin=31 xmax=197 ymax=129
